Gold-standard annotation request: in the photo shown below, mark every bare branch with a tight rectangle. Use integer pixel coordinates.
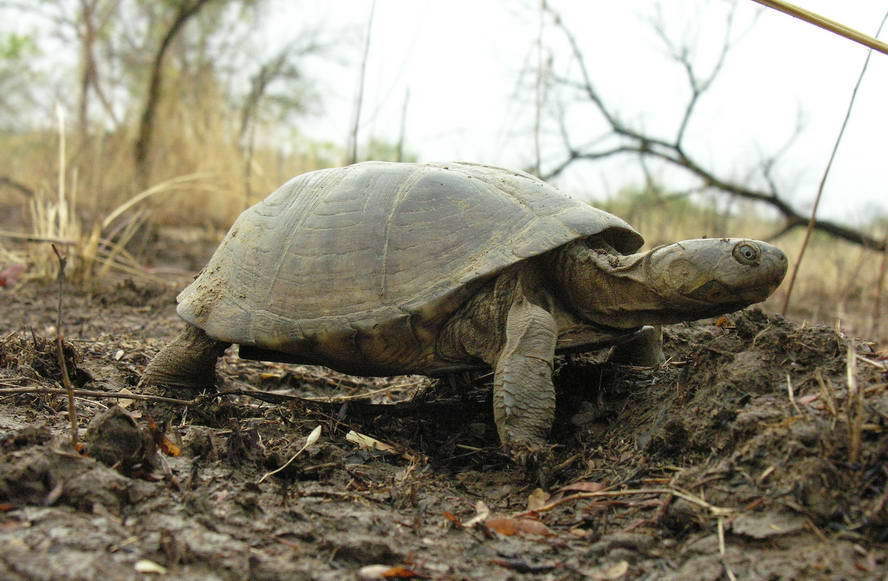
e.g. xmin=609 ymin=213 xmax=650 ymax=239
xmin=543 ymin=3 xmax=618 ymax=129
xmin=758 ymin=109 xmax=805 ymax=196
xmin=545 ymin=4 xmax=885 ymax=252
xmin=543 ymin=145 xmax=641 ymax=181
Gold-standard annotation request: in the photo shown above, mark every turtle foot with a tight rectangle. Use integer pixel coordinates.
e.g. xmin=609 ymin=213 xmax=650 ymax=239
xmin=140 ymin=325 xmax=228 ymax=392
xmin=504 ymin=441 xmax=556 ymax=488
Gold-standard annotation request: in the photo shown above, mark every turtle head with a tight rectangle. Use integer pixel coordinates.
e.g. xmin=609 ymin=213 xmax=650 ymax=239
xmin=642 ymin=238 xmax=788 ymax=315
xmin=552 ymin=237 xmax=788 ymax=328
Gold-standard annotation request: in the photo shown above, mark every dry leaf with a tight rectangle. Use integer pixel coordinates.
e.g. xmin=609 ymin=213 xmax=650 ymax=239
xmin=559 ymin=481 xmax=606 ymax=493
xmin=146 ymin=416 xmax=181 ymax=457
xmin=381 ymin=565 xmax=423 ymax=578
xmin=134 ymin=559 xmax=167 ymax=575
xmin=526 ymin=487 xmax=550 ymax=511
xmin=485 ymin=517 xmax=552 ymax=537
xmin=442 ymin=511 xmax=462 ymax=527
xmin=358 ymin=565 xmax=390 ymax=580
xmin=115 ymin=388 xmax=134 ymax=408
xmin=0 ymin=264 xmax=25 ymax=288
xmin=463 ymin=500 xmax=490 ymax=528
xmin=714 ymin=316 xmax=733 ymax=329
xmin=159 ymin=436 xmax=181 ymax=457
xmin=346 ymin=430 xmax=398 ymax=454
xmin=596 ymin=560 xmax=629 ymax=579
xmin=357 ymin=564 xmax=424 ymax=580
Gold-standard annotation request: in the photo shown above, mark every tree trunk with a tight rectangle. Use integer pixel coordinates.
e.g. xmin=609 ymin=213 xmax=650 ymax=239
xmin=133 ymin=0 xmax=213 ymax=189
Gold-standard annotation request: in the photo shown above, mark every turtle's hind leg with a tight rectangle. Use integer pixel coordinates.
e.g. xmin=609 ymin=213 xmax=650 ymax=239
xmin=141 ymin=324 xmax=230 ymax=393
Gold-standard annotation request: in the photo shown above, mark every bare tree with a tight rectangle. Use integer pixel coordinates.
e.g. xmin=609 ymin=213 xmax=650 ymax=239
xmin=542 ymin=3 xmax=885 ymax=251
xmin=347 ymin=0 xmax=375 ymax=165
xmin=239 ymin=35 xmax=327 ymax=203
xmin=133 ymin=0 xmax=214 ymax=187
xmin=76 ymin=0 xmax=120 ymax=138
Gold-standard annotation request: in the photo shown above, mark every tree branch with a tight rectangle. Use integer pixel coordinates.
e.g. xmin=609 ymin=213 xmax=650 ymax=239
xmin=544 ymin=4 xmax=884 ymax=252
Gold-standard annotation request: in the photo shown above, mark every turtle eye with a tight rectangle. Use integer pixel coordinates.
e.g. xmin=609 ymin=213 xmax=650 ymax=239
xmin=732 ymin=242 xmax=760 ymax=265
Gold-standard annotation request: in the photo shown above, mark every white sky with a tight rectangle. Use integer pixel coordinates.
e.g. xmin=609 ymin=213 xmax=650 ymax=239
xmin=281 ymin=0 xmax=887 ymax=225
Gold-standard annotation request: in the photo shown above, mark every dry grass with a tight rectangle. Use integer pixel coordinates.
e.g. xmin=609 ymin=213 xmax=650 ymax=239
xmin=0 ymin=86 xmax=333 ymax=284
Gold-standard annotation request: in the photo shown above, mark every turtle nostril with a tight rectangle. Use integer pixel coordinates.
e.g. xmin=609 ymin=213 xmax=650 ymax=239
xmin=732 ymin=242 xmax=760 ymax=266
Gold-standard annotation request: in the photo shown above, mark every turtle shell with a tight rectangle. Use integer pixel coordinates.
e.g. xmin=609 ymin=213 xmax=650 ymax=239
xmin=177 ymin=161 xmax=643 ymax=374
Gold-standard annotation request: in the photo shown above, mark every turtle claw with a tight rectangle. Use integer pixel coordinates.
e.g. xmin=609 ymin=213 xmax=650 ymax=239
xmin=505 ymin=442 xmax=556 ymax=488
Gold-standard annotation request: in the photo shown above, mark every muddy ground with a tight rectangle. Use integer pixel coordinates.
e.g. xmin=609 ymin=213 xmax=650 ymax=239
xmin=0 ymin=267 xmax=886 ymax=580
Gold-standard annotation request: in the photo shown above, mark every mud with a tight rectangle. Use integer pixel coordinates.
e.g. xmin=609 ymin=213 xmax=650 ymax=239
xmin=0 ymin=279 xmax=886 ymax=580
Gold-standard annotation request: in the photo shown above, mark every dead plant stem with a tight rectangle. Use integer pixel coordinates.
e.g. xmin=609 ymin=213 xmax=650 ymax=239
xmin=750 ymin=0 xmax=888 ymax=55
xmin=51 ymin=244 xmax=78 ymax=448
xmin=516 ymin=487 xmax=733 ymax=517
xmin=0 ymin=386 xmax=198 ymax=405
xmin=781 ymin=11 xmax=888 ymax=315
xmin=846 ymin=344 xmax=863 ymax=464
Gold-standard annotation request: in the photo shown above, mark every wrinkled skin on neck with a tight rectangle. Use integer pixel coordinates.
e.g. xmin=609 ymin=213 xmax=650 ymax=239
xmin=551 ymin=237 xmax=788 ymax=329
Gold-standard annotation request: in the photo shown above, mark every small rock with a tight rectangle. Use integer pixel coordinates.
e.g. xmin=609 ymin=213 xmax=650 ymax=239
xmin=731 ymin=511 xmax=806 ymax=539
xmin=587 ymin=532 xmax=655 ymax=560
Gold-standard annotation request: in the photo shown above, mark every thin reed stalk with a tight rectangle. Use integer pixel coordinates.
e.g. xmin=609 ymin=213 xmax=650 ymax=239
xmin=781 ymin=11 xmax=888 ymax=315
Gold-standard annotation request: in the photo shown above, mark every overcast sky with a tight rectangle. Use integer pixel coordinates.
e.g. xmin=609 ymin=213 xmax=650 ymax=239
xmin=282 ymin=0 xmax=886 ymax=225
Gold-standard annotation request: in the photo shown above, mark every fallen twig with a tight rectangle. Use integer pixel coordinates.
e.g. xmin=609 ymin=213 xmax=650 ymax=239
xmin=300 ymin=383 xmax=417 ymax=403
xmin=515 ymin=487 xmax=734 ymax=518
xmin=0 ymin=386 xmax=198 ymax=405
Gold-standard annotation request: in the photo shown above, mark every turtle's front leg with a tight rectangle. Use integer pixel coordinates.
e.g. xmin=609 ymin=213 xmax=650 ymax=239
xmin=140 ymin=324 xmax=230 ymax=393
xmin=493 ymin=293 xmax=558 ymax=471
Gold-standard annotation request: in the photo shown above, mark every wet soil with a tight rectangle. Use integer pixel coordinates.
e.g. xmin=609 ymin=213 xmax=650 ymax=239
xmin=0 ymin=277 xmax=886 ymax=580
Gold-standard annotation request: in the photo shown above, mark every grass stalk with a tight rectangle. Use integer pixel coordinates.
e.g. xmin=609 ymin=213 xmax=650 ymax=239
xmin=780 ymin=12 xmax=887 ymax=315
xmin=750 ymin=0 xmax=888 ymax=55
xmin=51 ymin=244 xmax=78 ymax=449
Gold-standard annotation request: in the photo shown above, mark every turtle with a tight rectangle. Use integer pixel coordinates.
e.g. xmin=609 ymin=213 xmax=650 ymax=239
xmin=142 ymin=161 xmax=787 ymax=463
